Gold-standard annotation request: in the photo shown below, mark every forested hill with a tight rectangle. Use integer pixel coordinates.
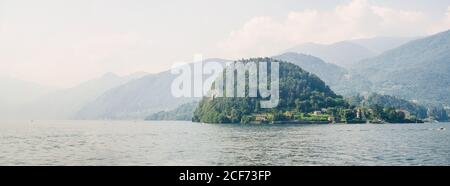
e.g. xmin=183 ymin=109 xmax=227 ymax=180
xmin=192 ymin=58 xmax=348 ymax=124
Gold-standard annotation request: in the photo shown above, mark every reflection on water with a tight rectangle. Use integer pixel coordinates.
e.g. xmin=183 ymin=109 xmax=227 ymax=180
xmin=0 ymin=120 xmax=449 ymax=165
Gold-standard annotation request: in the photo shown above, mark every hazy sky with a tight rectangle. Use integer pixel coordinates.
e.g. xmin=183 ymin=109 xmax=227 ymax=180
xmin=1 ymin=0 xmax=449 ymax=87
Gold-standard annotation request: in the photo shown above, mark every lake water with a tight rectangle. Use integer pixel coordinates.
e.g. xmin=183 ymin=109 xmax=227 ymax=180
xmin=0 ymin=120 xmax=449 ymax=166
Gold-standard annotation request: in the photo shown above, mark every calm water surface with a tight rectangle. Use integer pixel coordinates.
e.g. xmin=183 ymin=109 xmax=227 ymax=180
xmin=0 ymin=120 xmax=449 ymax=165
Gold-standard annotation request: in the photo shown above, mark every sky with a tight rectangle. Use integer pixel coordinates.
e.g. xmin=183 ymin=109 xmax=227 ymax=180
xmin=0 ymin=0 xmax=449 ymax=88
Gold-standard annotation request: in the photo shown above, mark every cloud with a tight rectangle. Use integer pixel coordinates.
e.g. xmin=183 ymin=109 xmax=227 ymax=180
xmin=217 ymin=0 xmax=440 ymax=59
xmin=429 ymin=6 xmax=450 ymax=34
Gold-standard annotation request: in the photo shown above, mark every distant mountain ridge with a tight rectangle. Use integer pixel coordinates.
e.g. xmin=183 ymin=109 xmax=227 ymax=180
xmin=0 ymin=77 xmax=56 ymax=119
xmin=354 ymin=29 xmax=450 ymax=105
xmin=0 ymin=76 xmax=56 ymax=104
xmin=283 ymin=41 xmax=377 ymax=67
xmin=350 ymin=36 xmax=419 ymax=54
xmin=282 ymin=36 xmax=418 ymax=68
xmin=75 ymin=59 xmax=231 ymax=120
xmin=19 ymin=72 xmax=146 ymax=120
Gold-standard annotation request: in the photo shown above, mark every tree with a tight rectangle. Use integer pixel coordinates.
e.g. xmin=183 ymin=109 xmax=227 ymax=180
xmin=230 ymin=108 xmax=242 ymax=123
xmin=370 ymin=104 xmax=384 ymax=119
xmin=339 ymin=109 xmax=355 ymax=123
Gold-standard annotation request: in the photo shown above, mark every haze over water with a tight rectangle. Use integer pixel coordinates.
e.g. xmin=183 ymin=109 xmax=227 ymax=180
xmin=0 ymin=121 xmax=449 ymax=166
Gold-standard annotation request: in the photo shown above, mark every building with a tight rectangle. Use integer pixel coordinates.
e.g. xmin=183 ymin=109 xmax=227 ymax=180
xmin=254 ymin=114 xmax=268 ymax=122
xmin=313 ymin=111 xmax=322 ymax=116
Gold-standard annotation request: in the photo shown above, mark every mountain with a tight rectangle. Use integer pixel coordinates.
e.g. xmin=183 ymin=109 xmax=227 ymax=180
xmin=0 ymin=76 xmax=55 ymax=105
xmin=282 ymin=36 xmax=418 ymax=68
xmin=0 ymin=77 xmax=56 ymax=119
xmin=19 ymin=72 xmax=145 ymax=120
xmin=193 ymin=58 xmax=349 ymax=124
xmin=350 ymin=36 xmax=419 ymax=54
xmin=283 ymin=41 xmax=377 ymax=67
xmin=354 ymin=29 xmax=450 ymax=106
xmin=145 ymin=101 xmax=198 ymax=121
xmin=273 ymin=53 xmax=347 ymax=85
xmin=273 ymin=52 xmax=373 ymax=96
xmin=75 ymin=59 xmax=231 ymax=120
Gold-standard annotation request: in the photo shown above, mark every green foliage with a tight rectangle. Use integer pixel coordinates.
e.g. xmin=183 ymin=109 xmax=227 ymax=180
xmin=146 ymin=101 xmax=198 ymax=121
xmin=369 ymin=104 xmax=384 ymax=119
xmin=348 ymin=93 xmax=428 ymax=119
xmin=295 ymin=113 xmax=329 ymax=122
xmin=383 ymin=107 xmax=407 ymax=123
xmin=339 ymin=109 xmax=356 ymax=123
xmin=193 ymin=58 xmax=347 ymax=124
